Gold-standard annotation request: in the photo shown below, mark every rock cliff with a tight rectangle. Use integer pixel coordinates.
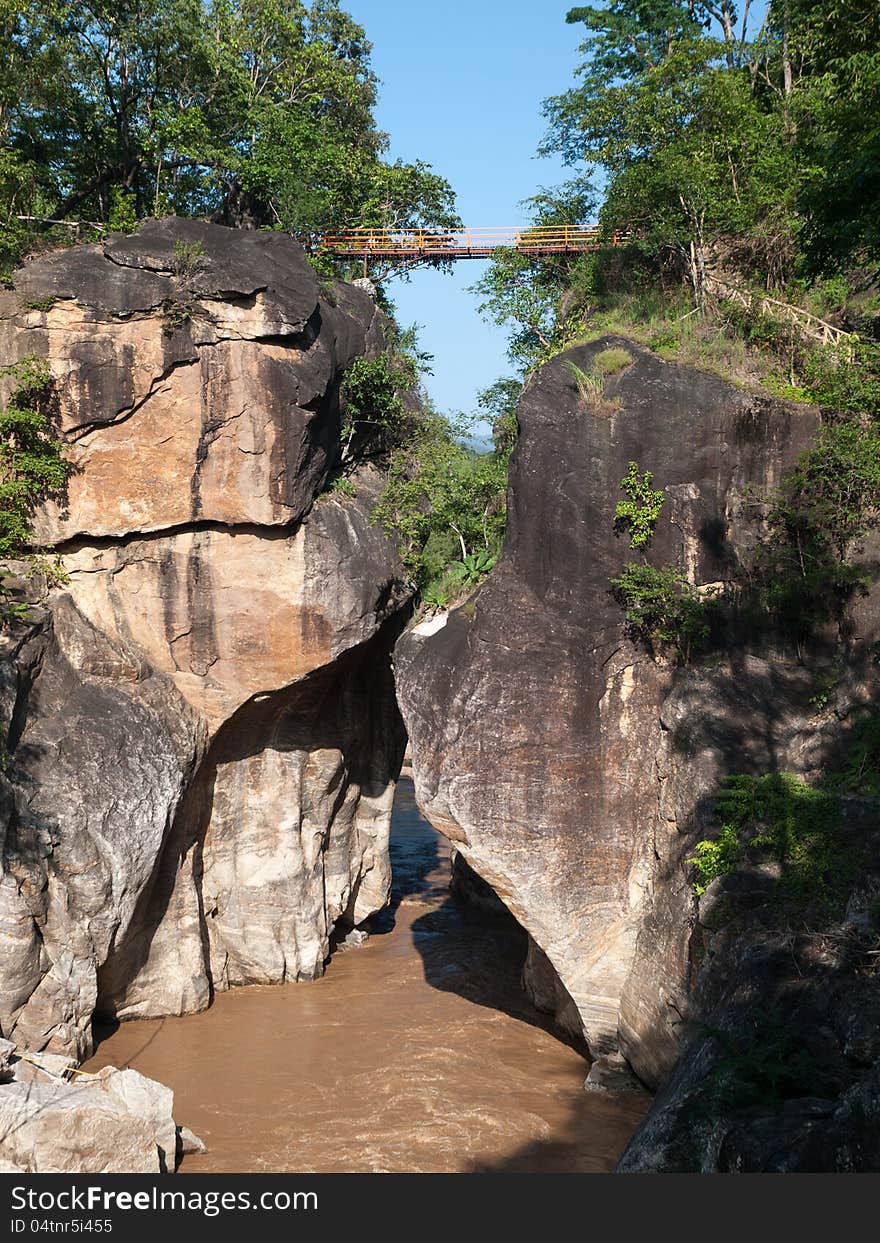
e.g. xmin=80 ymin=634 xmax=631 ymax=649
xmin=0 ymin=219 xmax=410 ymax=1061
xmin=396 ymin=336 xmax=880 ymax=1168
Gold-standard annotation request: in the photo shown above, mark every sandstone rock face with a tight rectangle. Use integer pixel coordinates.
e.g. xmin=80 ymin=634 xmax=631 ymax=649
xmin=0 ymin=220 xmax=409 ymax=1059
xmin=396 ymin=336 xmax=824 ymax=1058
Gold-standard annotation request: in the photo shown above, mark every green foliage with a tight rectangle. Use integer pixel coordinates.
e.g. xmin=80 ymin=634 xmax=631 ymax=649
xmin=107 ymin=186 xmax=137 ymax=234
xmin=688 ymin=824 xmax=742 ymax=896
xmin=372 ymin=388 xmax=511 ymax=599
xmin=803 ymin=342 xmax=880 ymax=420
xmin=477 ymin=377 xmax=520 ymax=460
xmin=160 ymin=296 xmax=198 ymax=333
xmin=538 ymin=0 xmax=880 ymax=299
xmin=565 ymin=360 xmax=605 ymax=407
xmin=469 ymin=179 xmax=596 ymax=370
xmin=808 ymin=667 xmax=839 ymax=712
xmin=753 ymin=421 xmax=880 ymax=641
xmin=171 ymin=238 xmax=205 ymax=282
xmin=328 ymin=475 xmax=357 ymax=498
xmin=339 ymin=351 xmax=416 ymax=461
xmin=0 ymin=354 xmax=68 ymax=624
xmin=791 ymin=0 xmax=880 ymax=270
xmin=470 ymin=246 xmax=568 ymax=371
xmin=614 ymin=461 xmax=665 ymax=549
xmin=688 ymin=773 xmax=858 ymax=913
xmin=543 ymin=5 xmax=802 ymax=287
xmin=701 ymin=1005 xmax=843 ymax=1112
xmin=20 ymin=295 xmax=56 ymax=312
xmin=449 ymin=549 xmax=497 ymax=589
xmin=0 ymin=354 xmax=67 ymax=556
xmin=610 ymin=562 xmax=711 ymax=662
xmin=421 ymin=584 xmax=450 ymax=611
xmin=822 ymin=710 xmax=880 ymax=800
xmin=0 ymin=1 xmax=459 ymax=271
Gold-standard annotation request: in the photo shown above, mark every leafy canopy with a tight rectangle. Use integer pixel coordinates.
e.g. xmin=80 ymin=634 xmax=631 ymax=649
xmin=0 ymin=1 xmax=459 ymax=270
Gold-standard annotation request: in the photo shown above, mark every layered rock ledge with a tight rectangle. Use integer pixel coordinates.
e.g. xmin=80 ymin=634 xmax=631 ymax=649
xmin=0 ymin=220 xmax=410 ymax=1064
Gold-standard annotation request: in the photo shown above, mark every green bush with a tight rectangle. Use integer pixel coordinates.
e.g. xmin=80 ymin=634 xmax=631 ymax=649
xmin=614 ymin=461 xmax=665 ymax=549
xmin=753 ymin=420 xmax=880 ymax=643
xmin=610 ymin=563 xmax=712 ymax=662
xmin=804 ymin=341 xmax=880 ymax=419
xmin=688 ymin=772 xmax=858 ymax=913
xmin=171 ymin=238 xmax=206 ymax=282
xmin=107 ymin=186 xmax=137 ymax=234
xmin=0 ymin=356 xmax=69 ymax=625
xmin=372 ymin=402 xmax=509 ymax=593
xmin=0 ymin=356 xmax=68 ymax=558
xmin=340 ymin=351 xmax=416 ymax=462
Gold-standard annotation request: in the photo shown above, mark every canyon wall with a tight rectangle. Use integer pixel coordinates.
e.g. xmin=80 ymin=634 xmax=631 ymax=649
xmin=396 ymin=337 xmax=880 ymax=1167
xmin=0 ymin=219 xmax=409 ymax=1060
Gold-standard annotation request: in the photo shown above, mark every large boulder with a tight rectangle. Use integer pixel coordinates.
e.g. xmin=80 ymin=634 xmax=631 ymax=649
xmin=0 ymin=220 xmax=409 ymax=1059
xmin=0 ymin=1038 xmax=192 ymax=1173
xmin=397 ymin=334 xmax=880 ymax=1169
xmin=395 ymin=336 xmax=824 ymax=1056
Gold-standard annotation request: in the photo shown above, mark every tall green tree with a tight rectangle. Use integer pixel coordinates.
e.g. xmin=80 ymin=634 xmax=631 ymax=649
xmin=540 ymin=2 xmax=880 ymax=282
xmin=541 ymin=4 xmax=805 ymax=292
xmin=0 ymin=1 xmax=458 ymax=266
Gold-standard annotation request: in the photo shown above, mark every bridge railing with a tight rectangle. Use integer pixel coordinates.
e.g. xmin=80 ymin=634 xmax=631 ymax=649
xmin=321 ymin=225 xmax=611 ymax=254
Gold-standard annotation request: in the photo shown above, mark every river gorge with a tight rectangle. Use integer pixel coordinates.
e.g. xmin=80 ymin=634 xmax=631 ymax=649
xmin=1 ymin=219 xmax=878 ymax=1177
xmin=84 ymin=779 xmax=648 ymax=1173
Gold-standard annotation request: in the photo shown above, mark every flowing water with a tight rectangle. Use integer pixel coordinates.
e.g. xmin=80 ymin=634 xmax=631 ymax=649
xmin=85 ymin=779 xmax=649 ymax=1172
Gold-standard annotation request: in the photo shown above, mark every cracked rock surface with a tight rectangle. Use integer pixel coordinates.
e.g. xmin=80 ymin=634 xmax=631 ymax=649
xmin=0 ymin=220 xmax=409 ymax=1061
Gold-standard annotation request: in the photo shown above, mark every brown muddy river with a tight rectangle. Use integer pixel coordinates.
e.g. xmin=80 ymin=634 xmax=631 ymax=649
xmin=85 ymin=779 xmax=649 ymax=1172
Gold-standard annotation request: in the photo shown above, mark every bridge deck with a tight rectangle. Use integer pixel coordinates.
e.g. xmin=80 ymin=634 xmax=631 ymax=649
xmin=321 ymin=225 xmax=617 ymax=260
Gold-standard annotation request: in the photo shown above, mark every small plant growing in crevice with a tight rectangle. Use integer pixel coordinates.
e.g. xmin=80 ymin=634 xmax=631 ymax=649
xmin=808 ymin=666 xmax=840 ymax=712
xmin=322 ymin=475 xmax=357 ymax=499
xmin=566 ymin=360 xmax=604 ymax=405
xmin=565 ymin=358 xmax=623 ymax=415
xmin=160 ymin=296 xmax=198 ymax=334
xmin=421 ymin=585 xmax=450 ymax=611
xmin=319 ymin=278 xmax=338 ymax=307
xmin=171 ymin=238 xmax=206 ymax=282
xmin=449 ymin=548 xmax=497 ymax=589
xmin=592 ymin=346 xmax=633 ymax=376
xmin=614 ymin=461 xmax=665 ymax=549
xmin=20 ymin=296 xmax=56 ymax=312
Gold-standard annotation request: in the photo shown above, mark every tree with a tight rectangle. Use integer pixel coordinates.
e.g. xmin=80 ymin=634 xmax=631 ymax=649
xmin=785 ymin=0 xmax=880 ymax=269
xmin=469 ymin=179 xmax=596 ymax=369
xmin=540 ymin=1 xmax=880 ymax=286
xmin=0 ymin=1 xmax=458 ymax=269
xmin=542 ymin=5 xmax=804 ymax=294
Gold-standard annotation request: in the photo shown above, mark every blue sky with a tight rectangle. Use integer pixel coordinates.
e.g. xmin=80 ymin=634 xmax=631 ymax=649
xmin=345 ymin=1 xmax=585 ymax=428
